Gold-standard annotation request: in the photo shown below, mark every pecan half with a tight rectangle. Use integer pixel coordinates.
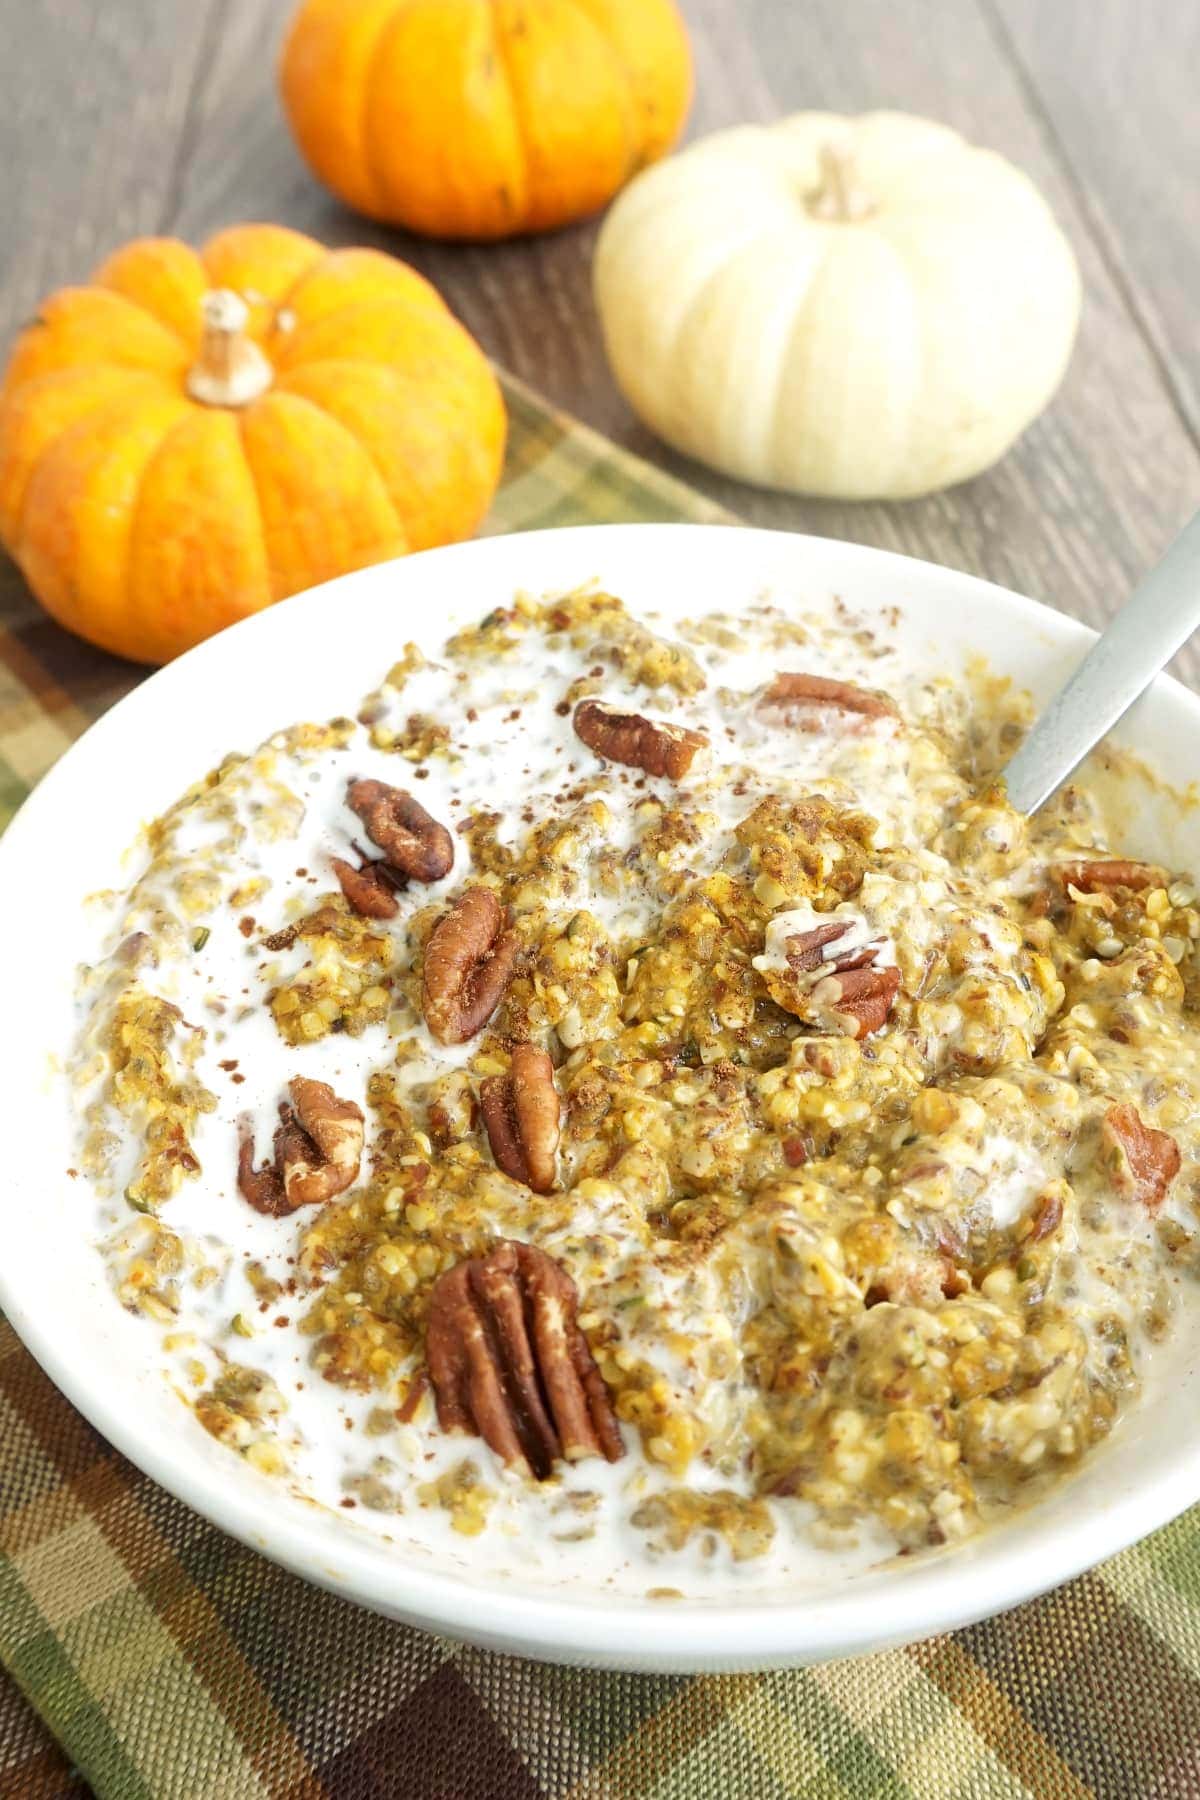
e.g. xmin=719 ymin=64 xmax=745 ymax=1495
xmin=783 ymin=921 xmax=853 ymax=971
xmin=423 ymin=886 xmax=518 ymax=1045
xmin=759 ymin=919 xmax=900 ymax=1038
xmin=573 ymin=698 xmax=708 ymax=781
xmin=396 ymin=1370 xmax=430 ymax=1424
xmin=237 ymin=1077 xmax=364 ymax=1217
xmin=480 ymin=1044 xmax=560 ymax=1193
xmin=785 ymin=920 xmax=886 ymax=975
xmin=1055 ymin=859 xmax=1162 ymax=893
xmin=347 ymin=778 xmax=453 ymax=883
xmin=1023 ymin=1188 xmax=1065 ymax=1243
xmin=330 ymin=855 xmax=401 ymax=919
xmin=810 ymin=964 xmax=901 ymax=1037
xmin=425 ymin=1239 xmax=624 ymax=1480
xmin=1102 ymin=1102 xmax=1180 ymax=1212
xmin=763 ymin=672 xmax=897 ymax=726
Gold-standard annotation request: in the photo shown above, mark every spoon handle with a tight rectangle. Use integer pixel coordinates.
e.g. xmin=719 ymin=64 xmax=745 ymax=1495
xmin=1003 ymin=512 xmax=1200 ymax=816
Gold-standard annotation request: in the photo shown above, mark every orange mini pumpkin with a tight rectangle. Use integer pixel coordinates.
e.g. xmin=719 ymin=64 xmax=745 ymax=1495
xmin=0 ymin=225 xmax=506 ymax=663
xmin=280 ymin=0 xmax=693 ymax=240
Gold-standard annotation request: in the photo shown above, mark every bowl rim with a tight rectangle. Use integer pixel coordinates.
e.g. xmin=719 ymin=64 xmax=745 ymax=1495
xmin=5 ymin=519 xmax=1200 ymax=1671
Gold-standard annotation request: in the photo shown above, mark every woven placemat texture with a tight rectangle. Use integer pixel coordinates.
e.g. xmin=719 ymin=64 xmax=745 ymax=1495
xmin=3 ymin=374 xmax=1200 ymax=1800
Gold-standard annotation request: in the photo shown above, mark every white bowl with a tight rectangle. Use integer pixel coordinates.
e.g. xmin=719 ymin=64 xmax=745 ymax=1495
xmin=4 ymin=522 xmax=1199 ymax=1673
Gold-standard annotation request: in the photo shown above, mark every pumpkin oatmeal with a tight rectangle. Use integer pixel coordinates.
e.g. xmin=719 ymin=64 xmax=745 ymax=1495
xmin=69 ymin=586 xmax=1200 ymax=1592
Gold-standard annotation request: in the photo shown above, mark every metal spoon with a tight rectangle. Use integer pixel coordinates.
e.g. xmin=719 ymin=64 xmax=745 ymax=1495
xmin=1002 ymin=512 xmax=1200 ymax=816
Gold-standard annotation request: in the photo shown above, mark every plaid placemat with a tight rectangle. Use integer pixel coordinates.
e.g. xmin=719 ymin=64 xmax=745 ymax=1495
xmin=3 ymin=374 xmax=1200 ymax=1800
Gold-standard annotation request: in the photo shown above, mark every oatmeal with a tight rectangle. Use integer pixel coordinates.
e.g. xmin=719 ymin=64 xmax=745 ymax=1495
xmin=68 ymin=587 xmax=1200 ymax=1592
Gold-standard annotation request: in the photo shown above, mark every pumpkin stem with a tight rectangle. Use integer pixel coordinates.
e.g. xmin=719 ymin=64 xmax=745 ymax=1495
xmin=807 ymin=142 xmax=874 ymax=223
xmin=186 ymin=291 xmax=273 ymax=408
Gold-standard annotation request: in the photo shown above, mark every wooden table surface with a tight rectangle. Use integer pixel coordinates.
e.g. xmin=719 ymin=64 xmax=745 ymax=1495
xmin=1 ymin=5 xmax=1198 ymax=1791
xmin=3 ymin=0 xmax=1200 ymax=678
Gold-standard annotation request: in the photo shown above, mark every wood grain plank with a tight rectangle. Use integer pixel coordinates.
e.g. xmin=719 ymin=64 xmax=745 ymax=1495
xmin=0 ymin=0 xmax=225 ymax=650
xmin=989 ymin=0 xmax=1200 ymax=448
xmin=166 ymin=0 xmax=1200 ymax=661
xmin=0 ymin=0 xmax=222 ymax=327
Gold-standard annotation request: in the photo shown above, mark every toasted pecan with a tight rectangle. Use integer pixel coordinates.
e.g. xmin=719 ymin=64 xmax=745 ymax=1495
xmin=347 ymin=778 xmax=453 ymax=883
xmin=763 ymin=672 xmax=897 ymax=725
xmin=423 ymin=887 xmax=518 ymax=1045
xmin=812 ymin=964 xmax=901 ymax=1037
xmin=237 ymin=1077 xmax=364 ymax=1216
xmin=572 ymin=698 xmax=708 ymax=781
xmin=764 ymin=921 xmax=900 ymax=1039
xmin=784 ymin=921 xmax=886 ymax=976
xmin=330 ymin=856 xmax=401 ymax=919
xmin=395 ymin=1370 xmax=430 ymax=1424
xmin=783 ymin=921 xmax=855 ymax=971
xmin=425 ymin=1240 xmax=624 ymax=1480
xmin=480 ymin=1045 xmax=560 ymax=1193
xmin=1055 ymin=859 xmax=1162 ymax=894
xmin=1022 ymin=1188 xmax=1065 ymax=1243
xmin=1102 ymin=1103 xmax=1180 ymax=1213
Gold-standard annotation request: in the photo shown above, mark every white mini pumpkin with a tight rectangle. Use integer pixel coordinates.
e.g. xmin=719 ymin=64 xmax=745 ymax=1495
xmin=594 ymin=111 xmax=1081 ymax=500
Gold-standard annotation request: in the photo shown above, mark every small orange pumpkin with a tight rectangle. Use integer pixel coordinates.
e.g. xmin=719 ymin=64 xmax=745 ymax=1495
xmin=0 ymin=224 xmax=506 ymax=664
xmin=279 ymin=0 xmax=693 ymax=241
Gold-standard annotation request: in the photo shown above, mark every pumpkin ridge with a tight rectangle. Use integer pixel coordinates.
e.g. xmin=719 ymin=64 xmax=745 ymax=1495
xmin=569 ymin=0 xmax=691 ymax=168
xmin=279 ymin=363 xmax=413 ymax=534
xmin=2 ymin=289 xmax=189 ymax=397
xmin=768 ymin=224 xmax=919 ymax=496
xmin=237 ymin=389 xmax=404 ymax=601
xmin=237 ymin=395 xmax=305 ymax=603
xmin=15 ymin=385 xmax=189 ymax=656
xmin=268 ymin=291 xmax=485 ymax=380
xmin=274 ymin=245 xmax=451 ymax=341
xmin=200 ymin=225 xmax=327 ymax=344
xmin=92 ymin=239 xmax=210 ymax=350
xmin=0 ymin=368 xmax=165 ymax=549
xmin=488 ymin=0 xmax=643 ymax=231
xmin=281 ymin=0 xmax=402 ymax=221
xmin=483 ymin=1 xmax=536 ymax=224
xmin=123 ymin=409 xmax=201 ymax=656
xmin=8 ymin=374 xmax=170 ymax=544
xmin=556 ymin=0 xmax=640 ymax=174
xmin=274 ymin=353 xmax=416 ymax=380
xmin=675 ymin=230 xmax=827 ymax=484
xmin=336 ymin=0 xmax=527 ymax=237
xmin=659 ymin=222 xmax=788 ymax=370
xmin=652 ymin=229 xmax=800 ymax=480
xmin=107 ymin=400 xmax=192 ymax=652
xmin=274 ymin=355 xmax=505 ymax=551
xmin=127 ymin=408 xmax=273 ymax=662
xmin=356 ymin=2 xmax=416 ymax=219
